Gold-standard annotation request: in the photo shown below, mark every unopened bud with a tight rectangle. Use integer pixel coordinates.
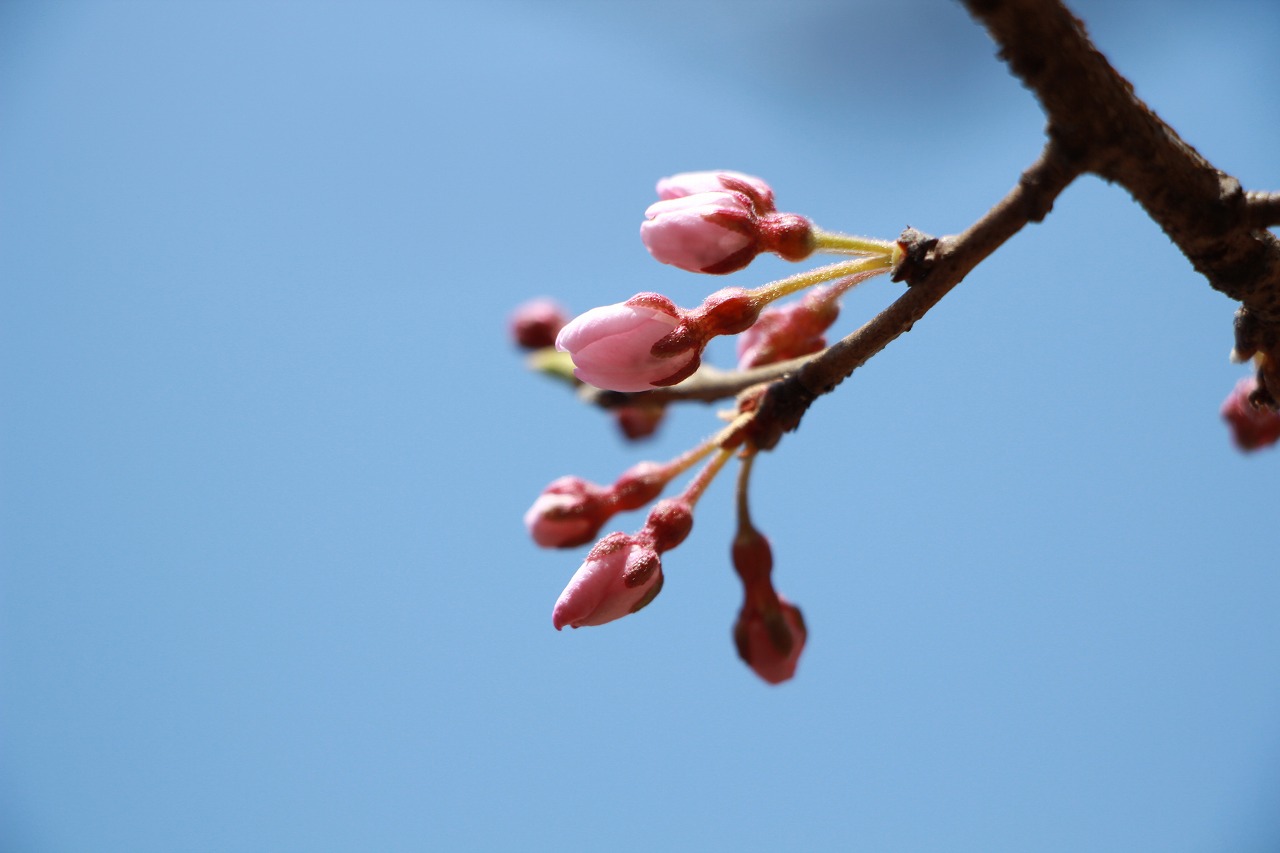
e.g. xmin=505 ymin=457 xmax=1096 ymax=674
xmin=641 ymin=190 xmax=761 ymax=275
xmin=613 ymin=402 xmax=666 ymax=441
xmin=733 ymin=598 xmax=807 ymax=685
xmin=1221 ymin=376 xmax=1280 ymax=452
xmin=524 ymin=476 xmax=609 ymax=548
xmin=643 ymin=498 xmax=694 ymax=553
xmin=555 ymin=298 xmax=699 ymax=392
xmin=509 ymin=299 xmax=569 ymax=350
xmin=656 ymin=170 xmax=776 ymax=212
xmin=611 ymin=461 xmax=668 ymax=510
xmin=552 ymin=534 xmax=664 ymax=630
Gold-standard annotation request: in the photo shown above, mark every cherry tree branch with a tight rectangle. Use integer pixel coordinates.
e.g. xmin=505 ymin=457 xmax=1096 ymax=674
xmin=577 ymin=357 xmax=811 ymax=408
xmin=582 ymin=0 xmax=1280 ymax=434
xmin=965 ymin=0 xmax=1280 ymax=324
xmin=1247 ymin=192 xmax=1280 ymax=230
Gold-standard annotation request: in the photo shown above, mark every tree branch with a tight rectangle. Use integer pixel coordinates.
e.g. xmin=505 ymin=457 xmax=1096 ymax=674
xmin=746 ymin=140 xmax=1081 ymax=449
xmin=964 ymin=0 xmax=1280 ymax=325
xmin=577 ymin=357 xmax=812 ymax=409
xmin=1247 ymin=192 xmax=1280 ymax=230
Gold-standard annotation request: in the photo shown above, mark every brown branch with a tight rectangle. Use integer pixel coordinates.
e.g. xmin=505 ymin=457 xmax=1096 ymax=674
xmin=966 ymin=0 xmax=1280 ymax=316
xmin=747 ymin=140 xmax=1081 ymax=449
xmin=577 ymin=357 xmax=812 ymax=409
xmin=1247 ymin=192 xmax=1280 ymax=230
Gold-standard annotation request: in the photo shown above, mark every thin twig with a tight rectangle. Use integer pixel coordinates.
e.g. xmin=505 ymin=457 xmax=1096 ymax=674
xmin=747 ymin=140 xmax=1081 ymax=449
xmin=963 ymin=0 xmax=1280 ymax=325
xmin=576 ymin=357 xmax=809 ymax=408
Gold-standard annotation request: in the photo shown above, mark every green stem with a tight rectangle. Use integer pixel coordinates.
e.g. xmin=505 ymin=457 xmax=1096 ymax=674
xmin=680 ymin=447 xmax=734 ymax=507
xmin=748 ymin=254 xmax=893 ymax=307
xmin=661 ymin=411 xmax=753 ymax=481
xmin=811 ymin=229 xmax=897 ymax=256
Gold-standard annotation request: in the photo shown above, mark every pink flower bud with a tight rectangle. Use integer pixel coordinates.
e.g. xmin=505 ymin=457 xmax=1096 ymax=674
xmin=640 ymin=191 xmax=761 ymax=275
xmin=736 ymin=290 xmax=839 ymax=369
xmin=508 ymin=298 xmax=569 ymax=350
xmin=1221 ymin=376 xmax=1280 ymax=452
xmin=555 ymin=299 xmax=700 ymax=392
xmin=523 ymin=476 xmax=609 ymax=548
xmin=552 ymin=533 xmax=664 ymax=630
xmin=641 ymin=191 xmax=815 ymax=275
xmin=656 ymin=170 xmax=776 ymax=212
xmin=733 ymin=598 xmax=807 ymax=685
xmin=611 ymin=461 xmax=668 ymax=511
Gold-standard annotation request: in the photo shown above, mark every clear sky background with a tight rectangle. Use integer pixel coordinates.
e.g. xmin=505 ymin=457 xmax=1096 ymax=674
xmin=3 ymin=1 xmax=1279 ymax=851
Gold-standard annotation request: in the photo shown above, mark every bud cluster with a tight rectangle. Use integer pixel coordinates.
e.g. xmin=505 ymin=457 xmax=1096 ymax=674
xmin=524 ymin=461 xmax=671 ymax=549
xmin=551 ymin=490 xmax=701 ymax=631
xmin=513 ymin=166 xmax=1280 ymax=687
xmin=552 ymin=170 xmax=896 ymax=393
xmin=517 ymin=169 xmax=897 ymax=684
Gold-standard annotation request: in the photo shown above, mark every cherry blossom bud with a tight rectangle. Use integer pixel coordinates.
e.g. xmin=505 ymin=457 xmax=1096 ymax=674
xmin=1221 ymin=376 xmax=1280 ymax=452
xmin=642 ymin=498 xmax=694 ymax=553
xmin=641 ymin=190 xmax=761 ymax=275
xmin=523 ymin=476 xmax=609 ymax=548
xmin=555 ymin=298 xmax=699 ymax=392
xmin=611 ymin=461 xmax=668 ymax=510
xmin=698 ymin=287 xmax=761 ymax=337
xmin=613 ymin=402 xmax=666 ymax=441
xmin=552 ymin=533 xmax=664 ymax=629
xmin=509 ymin=298 xmax=569 ymax=350
xmin=641 ymin=189 xmax=816 ymax=275
xmin=733 ymin=598 xmax=807 ymax=685
xmin=656 ymin=170 xmax=775 ymax=212
xmin=736 ymin=289 xmax=839 ymax=369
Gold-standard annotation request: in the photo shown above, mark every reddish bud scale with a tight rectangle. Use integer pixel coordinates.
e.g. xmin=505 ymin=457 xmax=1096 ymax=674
xmin=611 ymin=462 xmax=669 ymax=511
xmin=759 ymin=212 xmax=815 ymax=262
xmin=716 ymin=174 xmax=776 ymax=213
xmin=647 ymin=352 xmax=703 ymax=388
xmin=733 ymin=598 xmax=807 ymax=685
xmin=626 ymin=292 xmax=680 ymax=316
xmin=648 ymin=322 xmax=703 ymax=360
xmin=731 ymin=525 xmax=774 ymax=585
xmin=524 ymin=476 xmax=612 ymax=549
xmin=642 ymin=499 xmax=694 ymax=553
xmin=623 ymin=548 xmax=661 ymax=588
xmin=613 ymin=403 xmax=666 ymax=441
xmin=628 ymin=573 xmax=665 ymax=614
xmin=697 ymin=287 xmax=761 ymax=337
xmin=736 ymin=288 xmax=841 ymax=370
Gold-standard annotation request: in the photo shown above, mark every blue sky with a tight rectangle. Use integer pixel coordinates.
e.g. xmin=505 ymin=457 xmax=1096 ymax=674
xmin=3 ymin=1 xmax=1279 ymax=850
